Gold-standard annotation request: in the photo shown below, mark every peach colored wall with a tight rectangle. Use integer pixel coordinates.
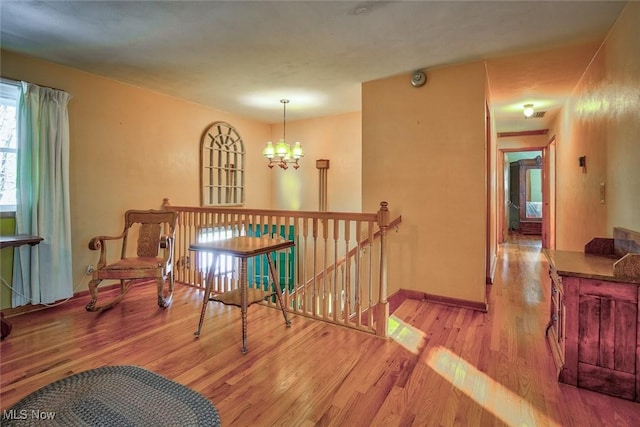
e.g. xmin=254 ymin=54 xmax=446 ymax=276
xmin=0 ymin=49 xmax=273 ymax=304
xmin=270 ymin=112 xmax=362 ymax=212
xmin=362 ymin=61 xmax=487 ymax=305
xmin=0 ymin=50 xmax=363 ymax=310
xmin=603 ymin=3 xmax=640 ymax=236
xmin=556 ymin=2 xmax=640 ymax=250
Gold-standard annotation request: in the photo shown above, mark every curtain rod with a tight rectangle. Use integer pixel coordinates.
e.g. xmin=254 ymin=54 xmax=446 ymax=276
xmin=1 ymin=76 xmax=65 ymax=92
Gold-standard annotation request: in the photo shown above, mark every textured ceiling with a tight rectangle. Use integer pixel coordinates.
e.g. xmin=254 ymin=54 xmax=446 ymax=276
xmin=0 ymin=1 xmax=628 ymax=132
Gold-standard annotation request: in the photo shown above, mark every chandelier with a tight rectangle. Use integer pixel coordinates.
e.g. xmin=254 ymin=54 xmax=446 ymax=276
xmin=263 ymin=99 xmax=304 ymax=169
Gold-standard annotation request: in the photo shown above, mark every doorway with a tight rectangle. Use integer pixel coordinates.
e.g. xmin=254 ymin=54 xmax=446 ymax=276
xmin=508 ymin=153 xmax=543 ymax=235
xmin=499 ymin=149 xmax=544 ymax=245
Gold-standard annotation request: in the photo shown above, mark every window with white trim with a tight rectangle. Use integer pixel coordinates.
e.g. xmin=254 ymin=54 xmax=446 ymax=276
xmin=0 ymin=81 xmax=19 ymax=213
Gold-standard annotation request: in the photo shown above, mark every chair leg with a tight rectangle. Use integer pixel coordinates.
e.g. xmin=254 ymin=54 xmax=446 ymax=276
xmin=157 ymin=274 xmax=173 ymax=309
xmin=85 ymin=279 xmax=103 ymax=312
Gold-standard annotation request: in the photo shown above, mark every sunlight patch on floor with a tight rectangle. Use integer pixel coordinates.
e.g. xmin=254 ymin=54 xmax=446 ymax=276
xmin=426 ymin=346 xmax=559 ymax=427
xmin=388 ymin=315 xmax=425 ymax=354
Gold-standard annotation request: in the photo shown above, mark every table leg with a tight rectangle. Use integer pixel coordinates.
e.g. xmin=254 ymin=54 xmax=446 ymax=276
xmin=240 ymin=257 xmax=248 ymax=353
xmin=194 ymin=254 xmax=219 ymax=338
xmin=267 ymin=252 xmax=291 ymax=327
xmin=1 ymin=313 xmax=12 ymax=340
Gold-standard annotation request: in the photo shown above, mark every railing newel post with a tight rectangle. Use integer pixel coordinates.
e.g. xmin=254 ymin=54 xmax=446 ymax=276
xmin=162 ymin=197 xmax=171 ymax=210
xmin=376 ymin=201 xmax=390 ymax=338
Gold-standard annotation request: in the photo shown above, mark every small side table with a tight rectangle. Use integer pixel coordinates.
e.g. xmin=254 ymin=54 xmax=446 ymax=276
xmin=0 ymin=234 xmax=44 ymax=340
xmin=0 ymin=235 xmax=43 ymax=250
xmin=190 ymin=236 xmax=294 ymax=353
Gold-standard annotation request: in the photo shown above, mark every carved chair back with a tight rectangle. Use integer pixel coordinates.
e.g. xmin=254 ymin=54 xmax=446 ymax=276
xmin=121 ymin=210 xmax=177 ymax=259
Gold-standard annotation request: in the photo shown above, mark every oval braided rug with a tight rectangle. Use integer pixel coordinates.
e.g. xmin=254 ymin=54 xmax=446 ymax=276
xmin=1 ymin=365 xmax=221 ymax=426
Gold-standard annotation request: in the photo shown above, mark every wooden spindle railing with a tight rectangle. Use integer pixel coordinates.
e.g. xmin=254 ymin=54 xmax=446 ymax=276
xmin=162 ymin=198 xmax=401 ymax=337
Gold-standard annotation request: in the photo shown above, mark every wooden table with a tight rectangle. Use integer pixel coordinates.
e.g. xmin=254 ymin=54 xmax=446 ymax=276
xmin=190 ymin=236 xmax=293 ymax=353
xmin=1 ymin=234 xmax=44 ymax=340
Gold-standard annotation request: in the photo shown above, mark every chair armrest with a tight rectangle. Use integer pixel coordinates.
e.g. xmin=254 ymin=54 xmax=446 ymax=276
xmin=88 ymin=234 xmax=125 ymax=269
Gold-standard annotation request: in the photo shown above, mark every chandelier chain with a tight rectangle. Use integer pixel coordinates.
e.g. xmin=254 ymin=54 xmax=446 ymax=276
xmin=281 ymin=99 xmax=288 ymax=142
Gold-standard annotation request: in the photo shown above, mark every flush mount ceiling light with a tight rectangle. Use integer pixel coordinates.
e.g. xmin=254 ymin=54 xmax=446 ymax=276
xmin=263 ymin=99 xmax=304 ymax=170
xmin=523 ymin=104 xmax=535 ymax=118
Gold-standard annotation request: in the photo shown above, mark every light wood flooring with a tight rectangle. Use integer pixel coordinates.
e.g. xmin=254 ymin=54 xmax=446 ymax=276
xmin=1 ymin=236 xmax=640 ymax=425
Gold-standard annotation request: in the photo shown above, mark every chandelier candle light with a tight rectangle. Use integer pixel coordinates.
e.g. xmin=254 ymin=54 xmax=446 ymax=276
xmin=263 ymin=99 xmax=304 ymax=169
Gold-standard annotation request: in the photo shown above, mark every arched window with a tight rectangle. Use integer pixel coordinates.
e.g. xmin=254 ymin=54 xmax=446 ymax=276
xmin=200 ymin=122 xmax=245 ymax=206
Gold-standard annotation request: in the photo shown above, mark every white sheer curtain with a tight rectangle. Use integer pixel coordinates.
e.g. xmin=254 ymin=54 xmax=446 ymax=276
xmin=12 ymin=82 xmax=73 ymax=307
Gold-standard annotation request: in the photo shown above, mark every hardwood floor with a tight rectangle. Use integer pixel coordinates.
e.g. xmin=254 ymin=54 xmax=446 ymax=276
xmin=2 ymin=235 xmax=639 ymax=425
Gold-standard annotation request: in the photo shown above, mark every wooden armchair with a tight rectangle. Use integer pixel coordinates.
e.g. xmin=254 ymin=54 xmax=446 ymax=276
xmin=85 ymin=209 xmax=178 ymax=312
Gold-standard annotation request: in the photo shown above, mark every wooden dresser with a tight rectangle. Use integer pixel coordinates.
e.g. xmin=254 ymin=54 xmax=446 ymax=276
xmin=544 ymin=228 xmax=640 ymax=401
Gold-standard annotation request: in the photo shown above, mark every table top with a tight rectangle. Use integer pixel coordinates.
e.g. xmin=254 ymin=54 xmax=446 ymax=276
xmin=0 ymin=234 xmax=44 ymax=249
xmin=189 ymin=236 xmax=294 ymax=258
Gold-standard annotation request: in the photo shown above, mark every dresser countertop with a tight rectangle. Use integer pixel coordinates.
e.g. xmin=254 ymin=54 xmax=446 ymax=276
xmin=543 ymin=249 xmax=640 ymax=284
